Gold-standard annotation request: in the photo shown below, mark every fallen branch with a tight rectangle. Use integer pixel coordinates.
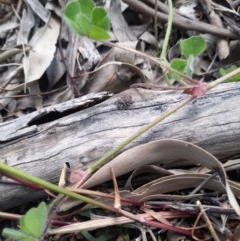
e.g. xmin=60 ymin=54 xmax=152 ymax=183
xmin=0 ymin=82 xmax=240 ymax=210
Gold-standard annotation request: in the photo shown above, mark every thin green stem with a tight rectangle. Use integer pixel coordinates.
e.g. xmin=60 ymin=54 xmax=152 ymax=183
xmin=160 ymin=0 xmax=173 ymax=62
xmin=0 ymin=163 xmax=116 ymax=212
xmin=160 ymin=0 xmax=173 ymax=86
xmin=88 ymin=95 xmax=194 ymax=173
xmin=86 ymin=66 xmax=240 ymax=178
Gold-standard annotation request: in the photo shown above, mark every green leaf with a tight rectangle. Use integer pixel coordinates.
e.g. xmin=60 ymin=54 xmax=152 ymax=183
xmin=88 ymin=25 xmax=110 ymax=40
xmin=64 ymin=14 xmax=91 ymax=36
xmin=180 ymin=36 xmax=206 ymax=58
xmin=64 ymin=0 xmax=81 ymax=18
xmin=64 ymin=0 xmax=92 ymax=36
xmin=91 ymin=7 xmax=110 ymax=30
xmin=64 ymin=0 xmax=110 ymax=41
xmin=19 ymin=202 xmax=48 ymax=238
xmin=170 ymin=58 xmax=187 ymax=80
xmin=75 ymin=14 xmax=92 ymax=35
xmin=78 ymin=0 xmax=94 ymax=16
xmin=219 ymin=65 xmax=240 ymax=82
xmin=183 ymin=54 xmax=194 ymax=77
xmin=2 ymin=228 xmax=38 ymax=241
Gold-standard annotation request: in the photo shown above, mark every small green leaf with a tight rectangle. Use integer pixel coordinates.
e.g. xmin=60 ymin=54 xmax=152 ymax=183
xmin=91 ymin=7 xmax=110 ymax=30
xmin=20 ymin=202 xmax=48 ymax=238
xmin=64 ymin=0 xmax=81 ymax=18
xmin=75 ymin=14 xmax=92 ymax=35
xmin=219 ymin=65 xmax=240 ymax=82
xmin=170 ymin=58 xmax=187 ymax=80
xmin=183 ymin=54 xmax=194 ymax=77
xmin=78 ymin=0 xmax=94 ymax=16
xmin=88 ymin=25 xmax=110 ymax=40
xmin=64 ymin=0 xmax=110 ymax=41
xmin=180 ymin=36 xmax=206 ymax=58
xmin=2 ymin=228 xmax=38 ymax=241
xmin=64 ymin=14 xmax=91 ymax=36
xmin=64 ymin=0 xmax=93 ymax=36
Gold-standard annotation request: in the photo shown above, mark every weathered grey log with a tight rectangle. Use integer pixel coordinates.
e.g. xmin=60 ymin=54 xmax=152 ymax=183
xmin=1 ymin=82 xmax=240 ymax=210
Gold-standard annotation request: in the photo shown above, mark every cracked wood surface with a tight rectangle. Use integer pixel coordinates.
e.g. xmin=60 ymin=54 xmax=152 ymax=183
xmin=0 ymin=82 xmax=240 ymax=210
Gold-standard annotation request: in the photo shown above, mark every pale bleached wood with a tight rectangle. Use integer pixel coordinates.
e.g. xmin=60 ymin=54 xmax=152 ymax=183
xmin=0 ymin=82 xmax=240 ymax=210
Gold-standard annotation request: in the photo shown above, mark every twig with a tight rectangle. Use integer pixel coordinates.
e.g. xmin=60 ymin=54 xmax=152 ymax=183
xmin=197 ymin=200 xmax=221 ymax=241
xmin=145 ymin=201 xmax=236 ymax=215
xmin=123 ymin=0 xmax=239 ymax=39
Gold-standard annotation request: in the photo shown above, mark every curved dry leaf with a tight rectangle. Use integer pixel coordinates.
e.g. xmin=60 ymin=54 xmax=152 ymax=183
xmin=82 ymin=139 xmax=240 ymax=215
xmin=223 ymin=159 xmax=240 ymax=171
xmin=25 ymin=0 xmax=50 ymax=23
xmin=17 ymin=6 xmax=35 ymax=45
xmin=46 ymin=48 xmax=66 ymax=90
xmin=223 ymin=40 xmax=240 ymax=65
xmin=22 ymin=15 xmax=60 ymax=109
xmin=133 ymin=174 xmax=240 ymax=202
xmin=83 ymin=41 xmax=145 ymax=94
xmin=83 ymin=139 xmax=221 ymax=187
xmin=82 ymin=48 xmax=117 ymax=93
xmin=110 ymin=0 xmax=136 ymax=41
xmin=24 ymin=15 xmax=60 ymax=84
xmin=124 ymin=165 xmax=172 ymax=191
xmin=78 ymin=37 xmax=101 ymax=68
xmin=118 ymin=173 xmax=240 ymax=203
xmin=121 ymin=191 xmax=203 ymax=202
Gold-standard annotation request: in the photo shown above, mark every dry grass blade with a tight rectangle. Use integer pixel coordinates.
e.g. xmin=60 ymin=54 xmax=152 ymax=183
xmin=48 ymin=211 xmax=191 ymax=234
xmin=197 ymin=200 xmax=220 ymax=241
xmin=111 ymin=167 xmax=121 ymax=209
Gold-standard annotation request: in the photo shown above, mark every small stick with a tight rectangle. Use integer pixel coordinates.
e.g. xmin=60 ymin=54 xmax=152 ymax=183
xmin=197 ymin=200 xmax=220 ymax=241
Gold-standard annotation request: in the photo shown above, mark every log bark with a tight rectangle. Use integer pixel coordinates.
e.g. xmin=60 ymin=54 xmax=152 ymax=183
xmin=1 ymin=82 xmax=240 ymax=210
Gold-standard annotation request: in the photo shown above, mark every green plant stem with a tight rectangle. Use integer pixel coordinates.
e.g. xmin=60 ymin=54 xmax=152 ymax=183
xmin=155 ymin=0 xmax=173 ymax=86
xmin=160 ymin=0 xmax=173 ymax=62
xmin=78 ymin=66 xmax=240 ymax=186
xmin=89 ymin=95 xmax=194 ymax=172
xmin=162 ymin=0 xmax=173 ymax=86
xmin=0 ymin=166 xmax=193 ymax=237
xmin=0 ymin=165 xmax=194 ymax=238
xmin=82 ymin=66 xmax=240 ymax=184
xmin=2 ymin=165 xmax=188 ymax=236
xmin=74 ymin=93 xmax=195 ymax=188
xmin=0 ymin=163 xmax=116 ymax=213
